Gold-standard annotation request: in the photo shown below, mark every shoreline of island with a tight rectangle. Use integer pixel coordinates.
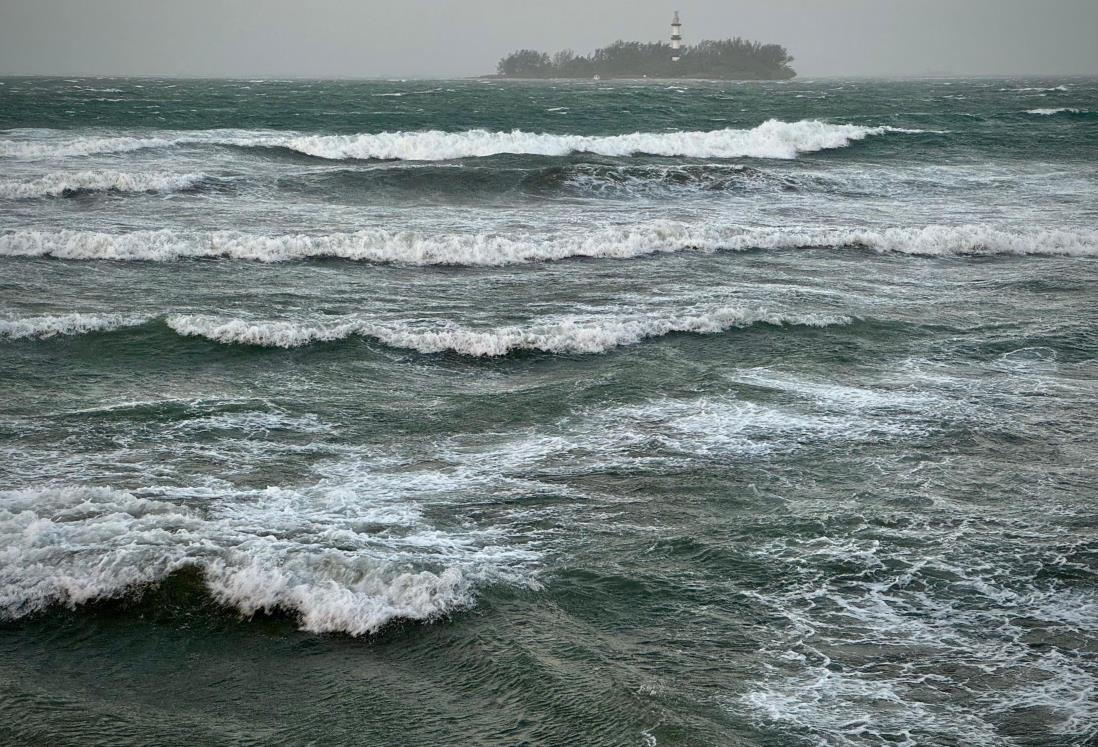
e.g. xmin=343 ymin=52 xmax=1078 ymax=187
xmin=491 ymin=38 xmax=796 ymax=81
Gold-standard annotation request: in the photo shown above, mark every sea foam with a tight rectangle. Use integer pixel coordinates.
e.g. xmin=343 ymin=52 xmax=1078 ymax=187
xmin=0 ymin=120 xmax=920 ymax=161
xmin=740 ymin=516 xmax=1098 ymax=744
xmin=165 ymin=307 xmax=849 ymax=355
xmin=0 ymin=307 xmax=848 ymax=354
xmin=0 ymin=484 xmax=517 ymax=634
xmin=1026 ymin=107 xmax=1091 ymax=116
xmin=2 ymin=223 xmax=1095 ymax=264
xmin=274 ymin=120 xmax=916 ymax=161
xmin=1006 ymin=85 xmax=1070 ymax=93
xmin=0 ymin=170 xmax=206 ymax=199
xmin=0 ymin=312 xmax=147 ymax=340
xmin=0 ymin=135 xmax=177 ymax=159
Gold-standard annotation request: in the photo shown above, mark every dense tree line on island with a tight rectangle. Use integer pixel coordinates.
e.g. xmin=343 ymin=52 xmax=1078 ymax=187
xmin=496 ymin=39 xmax=796 ymax=80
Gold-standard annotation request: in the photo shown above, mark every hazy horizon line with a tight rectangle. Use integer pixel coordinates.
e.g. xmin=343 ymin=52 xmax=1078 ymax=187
xmin=2 ymin=71 xmax=1095 ymax=81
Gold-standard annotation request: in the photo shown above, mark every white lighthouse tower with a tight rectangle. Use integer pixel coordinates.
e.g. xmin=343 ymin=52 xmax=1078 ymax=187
xmin=671 ymin=11 xmax=683 ymax=62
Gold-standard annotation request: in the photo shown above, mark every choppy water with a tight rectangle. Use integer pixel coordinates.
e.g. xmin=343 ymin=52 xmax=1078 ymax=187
xmin=1 ymin=76 xmax=1097 ymax=746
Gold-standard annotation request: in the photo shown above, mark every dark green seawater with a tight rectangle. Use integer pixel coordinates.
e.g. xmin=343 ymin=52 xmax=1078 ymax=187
xmin=1 ymin=77 xmax=1097 ymax=745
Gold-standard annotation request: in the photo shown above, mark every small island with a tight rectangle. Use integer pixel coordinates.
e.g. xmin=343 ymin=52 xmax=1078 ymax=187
xmin=494 ymin=13 xmax=795 ymax=81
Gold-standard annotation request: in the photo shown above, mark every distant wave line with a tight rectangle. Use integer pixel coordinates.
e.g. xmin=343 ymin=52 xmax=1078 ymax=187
xmin=1025 ymin=107 xmax=1092 ymax=116
xmin=1 ymin=223 xmax=1095 ymax=265
xmin=0 ymin=308 xmax=850 ymax=355
xmin=0 ymin=169 xmax=209 ymax=199
xmin=0 ymin=120 xmax=930 ymax=161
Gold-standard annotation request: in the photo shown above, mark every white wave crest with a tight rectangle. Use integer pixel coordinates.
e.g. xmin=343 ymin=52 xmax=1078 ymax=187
xmin=0 ymin=312 xmax=148 ymax=340
xmin=166 ymin=316 xmax=361 ymax=348
xmin=166 ymin=307 xmax=849 ymax=355
xmin=2 ymin=223 xmax=1095 ymax=265
xmin=1026 ymin=107 xmax=1089 ymax=116
xmin=0 ymin=223 xmax=732 ymax=263
xmin=0 ymin=135 xmax=176 ymax=159
xmin=0 ymin=128 xmax=274 ymax=160
xmin=0 ymin=484 xmax=532 ymax=634
xmin=202 ymin=557 xmax=471 ymax=636
xmin=276 ymin=120 xmax=911 ymax=161
xmin=843 ymin=225 xmax=1098 ymax=256
xmin=0 ymin=120 xmax=918 ymax=161
xmin=1005 ymin=85 xmax=1069 ymax=93
xmin=0 ymin=170 xmax=206 ymax=199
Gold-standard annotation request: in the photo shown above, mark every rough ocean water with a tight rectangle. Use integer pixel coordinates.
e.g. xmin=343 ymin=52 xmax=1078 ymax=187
xmin=1 ymin=76 xmax=1096 ymax=746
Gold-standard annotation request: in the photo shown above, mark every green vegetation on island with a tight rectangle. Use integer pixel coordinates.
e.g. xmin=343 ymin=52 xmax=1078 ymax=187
xmin=495 ymin=39 xmax=796 ymax=80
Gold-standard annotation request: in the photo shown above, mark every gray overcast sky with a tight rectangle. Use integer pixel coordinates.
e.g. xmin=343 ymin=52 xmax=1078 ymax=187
xmin=0 ymin=0 xmax=1095 ymax=78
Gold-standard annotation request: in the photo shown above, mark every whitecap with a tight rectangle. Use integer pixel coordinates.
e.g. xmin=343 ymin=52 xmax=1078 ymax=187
xmin=165 ymin=306 xmax=849 ymax=355
xmin=0 ymin=312 xmax=149 ymax=340
xmin=274 ymin=120 xmax=920 ymax=161
xmin=2 ymin=223 xmax=1094 ymax=264
xmin=0 ymin=120 xmax=924 ymax=161
xmin=0 ymin=170 xmax=206 ymax=199
xmin=0 ymin=482 xmax=538 ymax=635
xmin=1026 ymin=107 xmax=1089 ymax=116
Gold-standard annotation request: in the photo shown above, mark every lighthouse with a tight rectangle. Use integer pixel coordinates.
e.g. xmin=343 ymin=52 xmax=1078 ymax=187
xmin=671 ymin=11 xmax=682 ymax=62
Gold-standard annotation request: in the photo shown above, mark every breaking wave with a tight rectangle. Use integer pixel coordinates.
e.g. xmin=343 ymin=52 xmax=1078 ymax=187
xmin=2 ymin=224 xmax=1095 ymax=264
xmin=0 ymin=484 xmax=533 ymax=635
xmin=0 ymin=134 xmax=177 ymax=159
xmin=1025 ymin=107 xmax=1093 ymax=116
xmin=266 ymin=121 xmax=919 ymax=161
xmin=0 ymin=223 xmax=727 ymax=263
xmin=0 ymin=170 xmax=208 ymax=199
xmin=1006 ymin=85 xmax=1069 ymax=93
xmin=0 ymin=312 xmax=147 ymax=340
xmin=165 ymin=307 xmax=849 ymax=355
xmin=842 ymin=224 xmax=1098 ymax=256
xmin=0 ymin=120 xmax=922 ymax=161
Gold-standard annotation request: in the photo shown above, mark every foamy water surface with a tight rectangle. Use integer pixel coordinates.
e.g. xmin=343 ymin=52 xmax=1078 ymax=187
xmin=1 ymin=76 xmax=1097 ymax=746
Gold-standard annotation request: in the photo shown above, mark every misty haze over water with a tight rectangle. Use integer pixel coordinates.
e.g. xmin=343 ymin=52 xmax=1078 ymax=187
xmin=0 ymin=0 xmax=1096 ymax=78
